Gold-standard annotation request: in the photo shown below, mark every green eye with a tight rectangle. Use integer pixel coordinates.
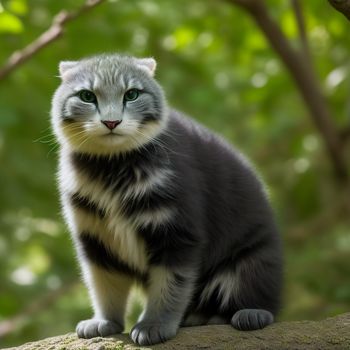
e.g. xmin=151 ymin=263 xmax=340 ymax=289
xmin=124 ymin=89 xmax=140 ymax=102
xmin=78 ymin=90 xmax=97 ymax=103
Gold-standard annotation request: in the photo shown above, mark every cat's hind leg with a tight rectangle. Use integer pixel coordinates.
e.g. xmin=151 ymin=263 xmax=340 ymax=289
xmin=198 ymin=233 xmax=282 ymax=331
xmin=231 ymin=309 xmax=274 ymax=330
xmin=229 ymin=233 xmax=281 ymax=331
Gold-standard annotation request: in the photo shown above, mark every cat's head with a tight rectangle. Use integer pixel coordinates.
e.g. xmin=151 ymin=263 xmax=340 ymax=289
xmin=51 ymin=54 xmax=167 ymax=155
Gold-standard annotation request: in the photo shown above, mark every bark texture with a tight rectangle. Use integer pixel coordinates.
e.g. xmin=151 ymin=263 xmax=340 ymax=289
xmin=3 ymin=312 xmax=350 ymax=350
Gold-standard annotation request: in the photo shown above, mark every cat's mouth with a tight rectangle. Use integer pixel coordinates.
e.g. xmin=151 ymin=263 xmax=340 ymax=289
xmin=102 ymin=132 xmax=124 ymax=137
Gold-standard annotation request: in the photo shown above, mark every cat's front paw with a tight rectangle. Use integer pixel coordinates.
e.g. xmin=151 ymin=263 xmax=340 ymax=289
xmin=76 ymin=319 xmax=123 ymax=338
xmin=130 ymin=321 xmax=177 ymax=345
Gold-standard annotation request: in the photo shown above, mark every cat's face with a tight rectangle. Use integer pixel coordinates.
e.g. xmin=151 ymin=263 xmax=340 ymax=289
xmin=51 ymin=54 xmax=167 ymax=155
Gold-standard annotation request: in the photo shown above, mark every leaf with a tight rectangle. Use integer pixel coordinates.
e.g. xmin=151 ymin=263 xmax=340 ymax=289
xmin=173 ymin=27 xmax=197 ymax=49
xmin=7 ymin=0 xmax=28 ymax=16
xmin=0 ymin=11 xmax=23 ymax=33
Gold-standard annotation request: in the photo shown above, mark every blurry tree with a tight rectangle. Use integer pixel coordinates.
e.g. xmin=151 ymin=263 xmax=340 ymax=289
xmin=229 ymin=0 xmax=349 ymax=182
xmin=0 ymin=0 xmax=105 ymax=79
xmin=0 ymin=0 xmax=349 ymax=347
xmin=328 ymin=0 xmax=350 ymax=22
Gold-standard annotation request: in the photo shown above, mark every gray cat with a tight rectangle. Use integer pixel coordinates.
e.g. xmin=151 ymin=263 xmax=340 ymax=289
xmin=51 ymin=54 xmax=282 ymax=346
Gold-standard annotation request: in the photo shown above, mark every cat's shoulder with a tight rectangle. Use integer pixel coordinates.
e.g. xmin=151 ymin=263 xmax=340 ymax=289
xmin=167 ymin=109 xmax=235 ymax=153
xmin=166 ymin=108 xmax=256 ymax=174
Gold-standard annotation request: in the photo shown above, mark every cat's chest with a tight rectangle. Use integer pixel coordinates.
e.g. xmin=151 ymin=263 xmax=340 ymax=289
xmin=59 ymin=157 xmax=149 ymax=272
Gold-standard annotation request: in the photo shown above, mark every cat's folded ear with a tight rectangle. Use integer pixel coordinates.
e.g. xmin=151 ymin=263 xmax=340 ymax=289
xmin=135 ymin=58 xmax=157 ymax=77
xmin=59 ymin=61 xmax=78 ymax=80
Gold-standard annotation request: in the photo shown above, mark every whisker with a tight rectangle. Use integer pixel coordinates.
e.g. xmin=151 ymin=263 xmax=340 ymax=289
xmin=46 ymin=142 xmax=60 ymax=158
xmin=33 ymin=135 xmax=56 ymax=144
xmin=59 ymin=123 xmax=95 ymax=131
xmin=75 ymin=134 xmax=92 ymax=151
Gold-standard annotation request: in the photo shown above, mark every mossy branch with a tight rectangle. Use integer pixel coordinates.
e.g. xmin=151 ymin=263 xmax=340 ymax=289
xmin=4 ymin=312 xmax=350 ymax=350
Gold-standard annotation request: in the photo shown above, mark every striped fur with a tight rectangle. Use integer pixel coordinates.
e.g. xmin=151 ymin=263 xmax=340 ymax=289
xmin=52 ymin=54 xmax=283 ymax=346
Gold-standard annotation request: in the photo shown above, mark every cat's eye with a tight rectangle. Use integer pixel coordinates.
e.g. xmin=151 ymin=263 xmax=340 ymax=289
xmin=124 ymin=89 xmax=140 ymax=102
xmin=78 ymin=90 xmax=97 ymax=104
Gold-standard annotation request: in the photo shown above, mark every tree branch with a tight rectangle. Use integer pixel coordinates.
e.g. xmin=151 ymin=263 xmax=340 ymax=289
xmin=340 ymin=125 xmax=350 ymax=141
xmin=0 ymin=280 xmax=78 ymax=338
xmin=4 ymin=313 xmax=350 ymax=350
xmin=287 ymin=186 xmax=350 ymax=241
xmin=227 ymin=0 xmax=348 ymax=181
xmin=0 ymin=0 xmax=106 ymax=81
xmin=328 ymin=0 xmax=350 ymax=21
xmin=291 ymin=0 xmax=311 ymax=62
xmin=327 ymin=1 xmax=350 ymax=143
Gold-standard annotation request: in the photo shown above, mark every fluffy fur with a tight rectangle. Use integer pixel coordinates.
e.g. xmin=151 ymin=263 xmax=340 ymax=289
xmin=51 ymin=54 xmax=283 ymax=346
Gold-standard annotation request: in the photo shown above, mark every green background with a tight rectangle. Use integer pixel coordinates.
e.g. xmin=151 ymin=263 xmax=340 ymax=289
xmin=0 ymin=0 xmax=349 ymax=347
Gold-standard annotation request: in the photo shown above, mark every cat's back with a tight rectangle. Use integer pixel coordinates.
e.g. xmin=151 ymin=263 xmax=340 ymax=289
xmin=164 ymin=109 xmax=272 ymax=229
xmin=165 ymin=109 xmax=262 ymax=187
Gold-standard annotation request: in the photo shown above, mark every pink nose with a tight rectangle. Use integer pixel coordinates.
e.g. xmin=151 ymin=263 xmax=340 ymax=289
xmin=102 ymin=120 xmax=121 ymax=130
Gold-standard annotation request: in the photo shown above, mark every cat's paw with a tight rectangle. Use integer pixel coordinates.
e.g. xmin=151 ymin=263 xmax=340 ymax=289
xmin=231 ymin=309 xmax=274 ymax=331
xmin=130 ymin=321 xmax=177 ymax=345
xmin=76 ymin=319 xmax=123 ymax=338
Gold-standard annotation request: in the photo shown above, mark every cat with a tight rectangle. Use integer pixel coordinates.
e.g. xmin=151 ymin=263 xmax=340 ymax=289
xmin=51 ymin=53 xmax=283 ymax=346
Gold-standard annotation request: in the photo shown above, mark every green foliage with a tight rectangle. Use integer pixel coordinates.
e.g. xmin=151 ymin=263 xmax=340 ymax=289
xmin=0 ymin=0 xmax=349 ymax=347
xmin=0 ymin=0 xmax=27 ymax=33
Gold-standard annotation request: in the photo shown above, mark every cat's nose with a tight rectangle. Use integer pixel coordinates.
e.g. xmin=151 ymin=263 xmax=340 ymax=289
xmin=101 ymin=120 xmax=121 ymax=130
